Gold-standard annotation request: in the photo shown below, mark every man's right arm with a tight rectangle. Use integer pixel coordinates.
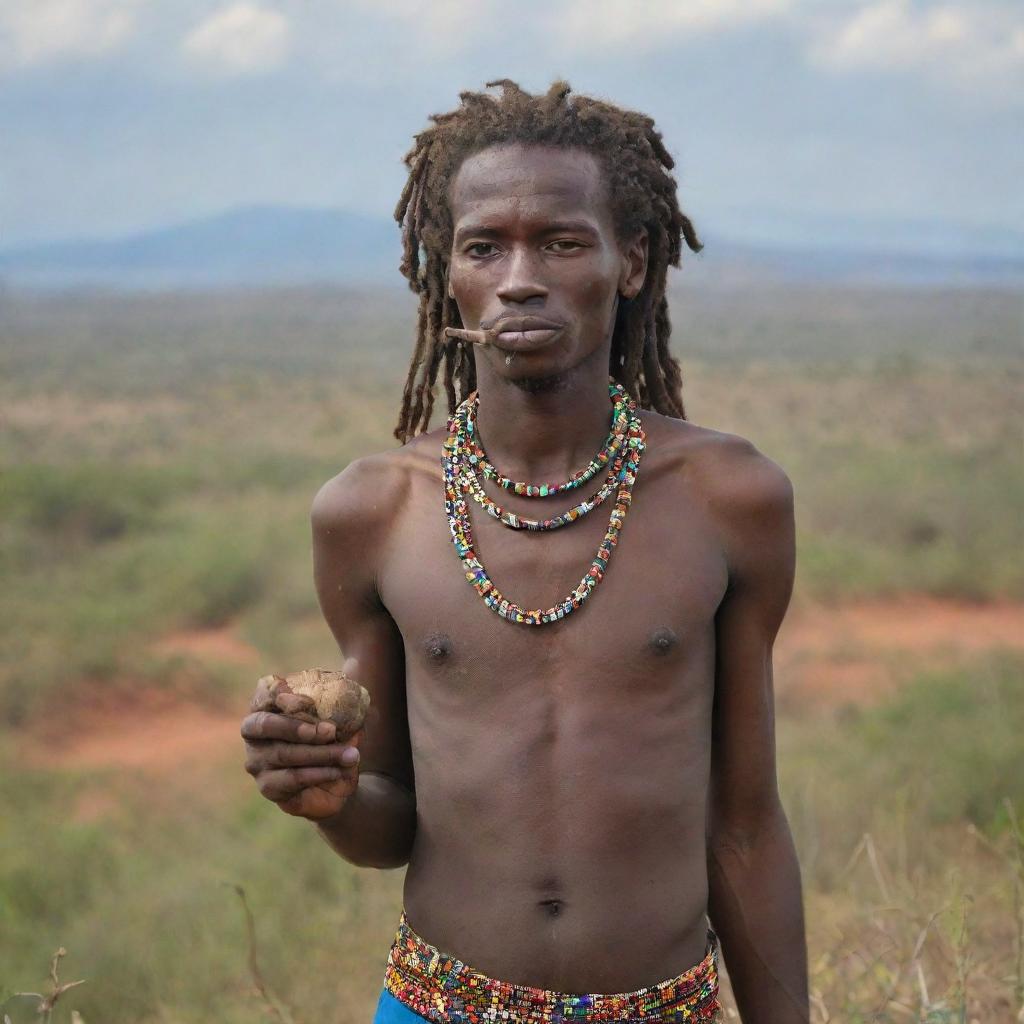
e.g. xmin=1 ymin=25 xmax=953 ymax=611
xmin=308 ymin=455 xmax=416 ymax=869
xmin=315 ymin=772 xmax=416 ymax=869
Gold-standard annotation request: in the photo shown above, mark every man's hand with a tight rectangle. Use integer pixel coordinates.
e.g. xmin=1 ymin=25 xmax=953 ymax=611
xmin=241 ymin=707 xmax=364 ymax=821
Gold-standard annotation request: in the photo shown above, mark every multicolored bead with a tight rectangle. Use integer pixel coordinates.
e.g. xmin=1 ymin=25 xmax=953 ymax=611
xmin=441 ymin=376 xmax=646 ymax=627
xmin=462 ymin=379 xmax=633 ymax=498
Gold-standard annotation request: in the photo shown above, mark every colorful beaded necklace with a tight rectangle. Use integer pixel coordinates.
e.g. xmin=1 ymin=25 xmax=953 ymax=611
xmin=462 ymin=379 xmax=633 ymax=497
xmin=442 ymin=377 xmax=646 ymax=626
xmin=453 ymin=400 xmax=643 ymax=531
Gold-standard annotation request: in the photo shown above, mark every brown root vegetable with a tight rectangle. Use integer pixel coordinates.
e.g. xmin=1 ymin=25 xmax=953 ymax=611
xmin=252 ymin=668 xmax=370 ymax=738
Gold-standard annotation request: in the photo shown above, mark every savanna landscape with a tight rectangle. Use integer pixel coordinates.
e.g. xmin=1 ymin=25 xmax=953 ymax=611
xmin=1 ymin=282 xmax=1022 ymax=1022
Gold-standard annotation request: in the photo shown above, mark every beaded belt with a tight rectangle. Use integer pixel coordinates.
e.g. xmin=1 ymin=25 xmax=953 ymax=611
xmin=383 ymin=909 xmax=722 ymax=1023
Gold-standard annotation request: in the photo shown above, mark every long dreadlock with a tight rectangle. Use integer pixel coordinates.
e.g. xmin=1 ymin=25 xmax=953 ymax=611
xmin=393 ymin=79 xmax=702 ymax=444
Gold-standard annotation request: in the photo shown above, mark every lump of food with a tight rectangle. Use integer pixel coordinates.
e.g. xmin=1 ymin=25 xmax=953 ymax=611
xmin=251 ymin=668 xmax=370 ymax=738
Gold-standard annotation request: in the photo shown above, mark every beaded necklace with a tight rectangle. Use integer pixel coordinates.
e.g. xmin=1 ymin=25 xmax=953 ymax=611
xmin=462 ymin=379 xmax=633 ymax=497
xmin=442 ymin=377 xmax=645 ymax=626
xmin=453 ymin=401 xmax=643 ymax=531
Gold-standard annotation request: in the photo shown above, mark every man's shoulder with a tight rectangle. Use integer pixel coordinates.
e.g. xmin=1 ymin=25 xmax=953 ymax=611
xmin=645 ymin=411 xmax=793 ymax=522
xmin=311 ymin=427 xmax=447 ymax=538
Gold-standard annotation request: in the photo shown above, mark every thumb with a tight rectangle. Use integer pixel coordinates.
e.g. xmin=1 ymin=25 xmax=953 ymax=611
xmin=341 ymin=655 xmax=360 ymax=680
xmin=340 ymin=728 xmax=364 ymax=765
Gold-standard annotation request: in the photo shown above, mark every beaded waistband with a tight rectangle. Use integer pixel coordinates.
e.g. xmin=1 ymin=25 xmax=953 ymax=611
xmin=383 ymin=909 xmax=721 ymax=1023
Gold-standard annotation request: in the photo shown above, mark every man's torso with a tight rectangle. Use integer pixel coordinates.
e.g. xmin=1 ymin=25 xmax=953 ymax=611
xmin=367 ymin=410 xmax=734 ymax=992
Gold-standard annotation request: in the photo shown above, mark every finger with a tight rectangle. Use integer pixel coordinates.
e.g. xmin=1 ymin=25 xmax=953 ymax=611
xmin=258 ymin=766 xmax=350 ymax=803
xmin=251 ymin=674 xmax=286 ymax=713
xmin=341 ymin=655 xmax=360 ymax=680
xmin=338 ymin=729 xmax=364 ymax=765
xmin=249 ymin=740 xmax=354 ymax=771
xmin=241 ymin=711 xmax=336 ymax=744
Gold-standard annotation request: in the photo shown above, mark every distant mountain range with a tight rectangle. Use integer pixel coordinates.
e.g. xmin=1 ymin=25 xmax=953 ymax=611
xmin=1 ymin=204 xmax=1021 ymax=290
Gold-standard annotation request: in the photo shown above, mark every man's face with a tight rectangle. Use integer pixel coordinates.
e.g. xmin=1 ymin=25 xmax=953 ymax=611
xmin=447 ymin=143 xmax=647 ymax=385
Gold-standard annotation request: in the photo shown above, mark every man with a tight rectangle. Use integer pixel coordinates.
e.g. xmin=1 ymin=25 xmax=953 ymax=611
xmin=241 ymin=80 xmax=809 ymax=1022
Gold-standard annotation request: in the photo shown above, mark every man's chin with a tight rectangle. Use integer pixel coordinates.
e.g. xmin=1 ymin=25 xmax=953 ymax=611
xmin=506 ymin=370 xmax=571 ymax=395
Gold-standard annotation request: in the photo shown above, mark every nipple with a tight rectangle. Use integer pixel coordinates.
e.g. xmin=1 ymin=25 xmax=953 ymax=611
xmin=423 ymin=632 xmax=453 ymax=660
xmin=649 ymin=627 xmax=679 ymax=655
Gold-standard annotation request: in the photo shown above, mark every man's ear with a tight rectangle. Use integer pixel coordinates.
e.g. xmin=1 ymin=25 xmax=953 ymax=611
xmin=619 ymin=230 xmax=648 ymax=300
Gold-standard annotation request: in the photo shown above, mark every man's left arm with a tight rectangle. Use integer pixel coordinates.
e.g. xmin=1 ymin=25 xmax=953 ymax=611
xmin=705 ymin=439 xmax=809 ymax=1023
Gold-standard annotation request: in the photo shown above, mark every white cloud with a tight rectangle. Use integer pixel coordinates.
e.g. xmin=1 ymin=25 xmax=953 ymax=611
xmin=545 ymin=0 xmax=793 ymax=52
xmin=341 ymin=0 xmax=493 ymax=58
xmin=0 ymin=0 xmax=138 ymax=70
xmin=182 ymin=3 xmax=290 ymax=75
xmin=810 ymin=1 xmax=1024 ymax=90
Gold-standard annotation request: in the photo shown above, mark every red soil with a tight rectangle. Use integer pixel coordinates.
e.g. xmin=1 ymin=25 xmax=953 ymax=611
xmin=775 ymin=597 xmax=1024 ymax=709
xmin=152 ymin=625 xmax=260 ymax=665
xmin=15 ymin=601 xmax=1024 ymax=820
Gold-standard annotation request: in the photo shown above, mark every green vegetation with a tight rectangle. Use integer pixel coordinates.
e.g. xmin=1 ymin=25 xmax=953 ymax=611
xmin=783 ymin=655 xmax=1024 ymax=870
xmin=2 ymin=286 xmax=1019 ymax=724
xmin=0 ymin=747 xmax=403 ymax=1024
xmin=1 ymin=284 xmax=1021 ymax=1021
xmin=780 ymin=656 xmax=1024 ymax=1021
xmin=2 ymin=658 xmax=1020 ymax=1022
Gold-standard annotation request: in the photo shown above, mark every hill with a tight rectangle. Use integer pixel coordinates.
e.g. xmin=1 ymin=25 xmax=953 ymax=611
xmin=1 ymin=204 xmax=1021 ymax=290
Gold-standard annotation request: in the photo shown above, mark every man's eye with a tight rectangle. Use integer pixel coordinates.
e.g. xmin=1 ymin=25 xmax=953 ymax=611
xmin=548 ymin=240 xmax=584 ymax=253
xmin=467 ymin=243 xmax=497 ymax=257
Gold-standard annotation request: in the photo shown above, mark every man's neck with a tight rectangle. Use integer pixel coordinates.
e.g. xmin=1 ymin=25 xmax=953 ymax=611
xmin=471 ymin=348 xmax=614 ymax=483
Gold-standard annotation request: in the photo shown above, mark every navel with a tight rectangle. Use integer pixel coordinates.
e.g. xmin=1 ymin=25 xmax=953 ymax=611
xmin=649 ymin=626 xmax=679 ymax=655
xmin=422 ymin=632 xmax=453 ymax=660
xmin=538 ymin=898 xmax=564 ymax=917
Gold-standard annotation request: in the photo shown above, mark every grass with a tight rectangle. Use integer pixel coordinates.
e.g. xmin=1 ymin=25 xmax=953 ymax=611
xmin=0 ymin=283 xmax=1021 ymax=1021
xmin=1 ymin=286 xmax=1019 ymax=724
xmin=777 ymin=657 xmax=1024 ymax=1021
xmin=0 ymin=499 xmax=295 ymax=724
xmin=782 ymin=655 xmax=1024 ymax=875
xmin=2 ymin=656 xmax=1021 ymax=1022
xmin=0 ymin=738 xmax=404 ymax=1024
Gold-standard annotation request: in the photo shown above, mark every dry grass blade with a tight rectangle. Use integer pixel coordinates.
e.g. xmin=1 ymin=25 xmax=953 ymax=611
xmin=809 ymin=989 xmax=830 ymax=1022
xmin=863 ymin=833 xmax=892 ymax=904
xmin=1005 ymin=799 xmax=1024 ymax=1017
xmin=915 ymin=960 xmax=929 ymax=1007
xmin=224 ymin=883 xmax=298 ymax=1024
xmin=12 ymin=948 xmax=85 ymax=1024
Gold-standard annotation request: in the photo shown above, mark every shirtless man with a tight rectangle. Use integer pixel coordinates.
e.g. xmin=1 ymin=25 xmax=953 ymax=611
xmin=241 ymin=80 xmax=809 ymax=1023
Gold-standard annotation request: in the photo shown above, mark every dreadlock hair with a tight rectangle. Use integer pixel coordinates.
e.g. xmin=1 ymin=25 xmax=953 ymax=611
xmin=392 ymin=79 xmax=702 ymax=444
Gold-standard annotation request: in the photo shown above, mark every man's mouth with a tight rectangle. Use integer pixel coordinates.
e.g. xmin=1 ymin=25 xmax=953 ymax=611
xmin=483 ymin=315 xmax=566 ymax=352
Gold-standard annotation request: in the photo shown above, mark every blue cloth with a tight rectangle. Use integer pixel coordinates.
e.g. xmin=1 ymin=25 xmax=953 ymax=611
xmin=372 ymin=987 xmax=428 ymax=1023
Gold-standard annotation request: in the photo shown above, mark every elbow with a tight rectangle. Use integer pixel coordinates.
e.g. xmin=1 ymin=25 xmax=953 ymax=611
xmin=322 ymin=834 xmax=415 ymax=871
xmin=356 ymin=838 xmax=415 ymax=870
xmin=374 ymin=852 xmax=413 ymax=871
xmin=350 ymin=852 xmax=411 ymax=871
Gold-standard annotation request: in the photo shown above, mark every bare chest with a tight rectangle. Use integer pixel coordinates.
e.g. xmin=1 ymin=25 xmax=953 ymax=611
xmin=377 ymin=452 xmax=728 ymax=719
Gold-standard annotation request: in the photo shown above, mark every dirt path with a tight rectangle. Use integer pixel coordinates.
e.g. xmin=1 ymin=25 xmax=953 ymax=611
xmin=14 ymin=600 xmax=1024 ymax=819
xmin=18 ymin=625 xmax=261 ymax=820
xmin=780 ymin=597 xmax=1024 ymax=656
xmin=775 ymin=597 xmax=1024 ymax=708
xmin=23 ymin=624 xmax=260 ymax=772
xmin=30 ymin=691 xmax=244 ymax=773
xmin=152 ymin=624 xmax=261 ymax=665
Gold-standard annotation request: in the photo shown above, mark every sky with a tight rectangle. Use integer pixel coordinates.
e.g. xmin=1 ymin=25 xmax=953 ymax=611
xmin=1 ymin=0 xmax=1021 ymax=250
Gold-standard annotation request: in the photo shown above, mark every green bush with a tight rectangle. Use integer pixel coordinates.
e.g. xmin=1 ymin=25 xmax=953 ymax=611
xmin=0 ymin=463 xmax=189 ymax=544
xmin=781 ymin=653 xmax=1024 ymax=886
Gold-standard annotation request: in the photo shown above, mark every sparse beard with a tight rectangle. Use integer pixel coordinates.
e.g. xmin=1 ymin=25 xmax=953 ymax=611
xmin=508 ymin=371 xmax=570 ymax=395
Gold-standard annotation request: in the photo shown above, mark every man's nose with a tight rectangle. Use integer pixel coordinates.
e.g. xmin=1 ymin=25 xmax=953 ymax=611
xmin=496 ymin=248 xmax=548 ymax=305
